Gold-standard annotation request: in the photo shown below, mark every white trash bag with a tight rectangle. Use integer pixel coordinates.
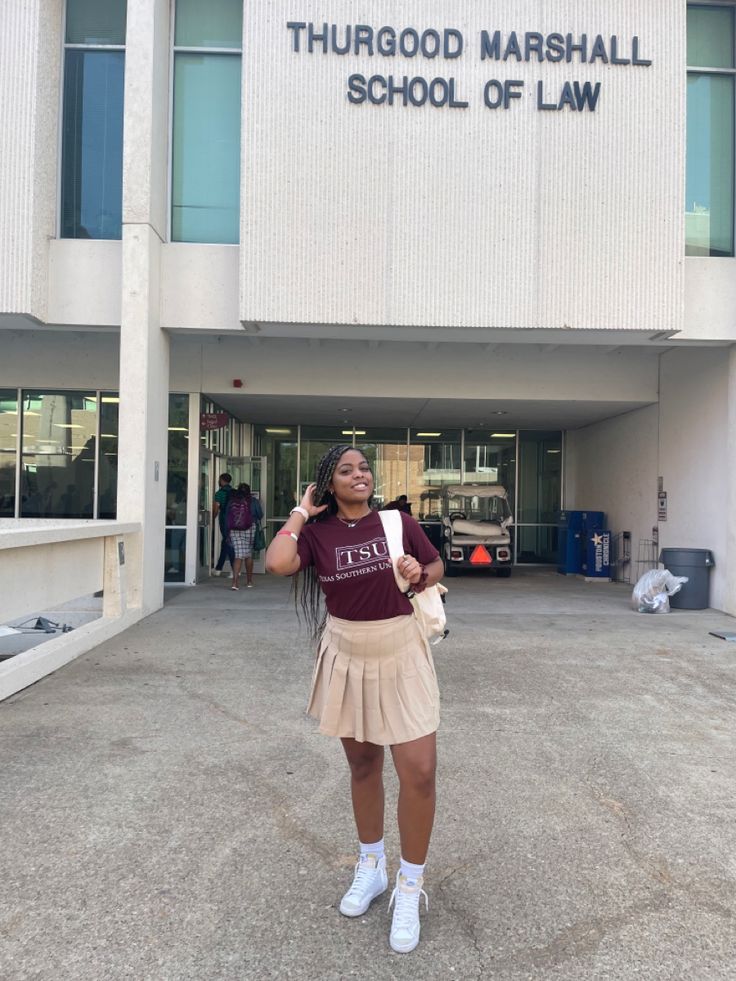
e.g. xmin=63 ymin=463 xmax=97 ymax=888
xmin=631 ymin=569 xmax=688 ymax=614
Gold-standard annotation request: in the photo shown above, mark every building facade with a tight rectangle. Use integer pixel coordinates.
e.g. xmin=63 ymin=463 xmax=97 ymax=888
xmin=1 ymin=1 xmax=735 ymax=617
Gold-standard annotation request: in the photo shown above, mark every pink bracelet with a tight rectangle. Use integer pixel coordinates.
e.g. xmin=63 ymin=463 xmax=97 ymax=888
xmin=277 ymin=530 xmax=298 ymax=542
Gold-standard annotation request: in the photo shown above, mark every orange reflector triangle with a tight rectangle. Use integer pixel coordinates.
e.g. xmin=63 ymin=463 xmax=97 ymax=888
xmin=470 ymin=545 xmax=492 ymax=565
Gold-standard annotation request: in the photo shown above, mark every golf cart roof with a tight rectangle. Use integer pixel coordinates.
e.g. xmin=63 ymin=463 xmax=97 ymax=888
xmin=445 ymin=484 xmax=509 ymax=499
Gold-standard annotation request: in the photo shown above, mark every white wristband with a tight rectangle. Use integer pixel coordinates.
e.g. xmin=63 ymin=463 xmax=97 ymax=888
xmin=290 ymin=506 xmax=310 ymax=521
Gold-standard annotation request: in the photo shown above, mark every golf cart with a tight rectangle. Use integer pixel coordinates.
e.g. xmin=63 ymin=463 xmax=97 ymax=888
xmin=442 ymin=484 xmax=514 ymax=576
xmin=417 ymin=489 xmax=445 ymax=552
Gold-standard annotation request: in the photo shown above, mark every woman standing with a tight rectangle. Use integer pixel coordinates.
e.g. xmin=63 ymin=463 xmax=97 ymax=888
xmin=266 ymin=446 xmax=444 ymax=953
xmin=228 ymin=483 xmax=263 ymax=589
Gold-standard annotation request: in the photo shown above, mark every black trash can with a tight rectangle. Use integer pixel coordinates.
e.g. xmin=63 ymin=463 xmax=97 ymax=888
xmin=659 ymin=548 xmax=715 ymax=610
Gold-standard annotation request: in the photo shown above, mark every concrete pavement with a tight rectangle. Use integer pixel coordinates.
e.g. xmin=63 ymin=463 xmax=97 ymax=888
xmin=2 ymin=570 xmax=735 ymax=980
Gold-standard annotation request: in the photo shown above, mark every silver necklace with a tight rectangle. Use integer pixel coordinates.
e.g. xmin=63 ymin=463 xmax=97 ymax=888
xmin=336 ymin=512 xmax=370 ymax=529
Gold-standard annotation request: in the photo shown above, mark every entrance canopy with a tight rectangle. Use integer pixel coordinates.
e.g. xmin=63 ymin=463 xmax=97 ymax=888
xmin=210 ymin=393 xmax=655 ymax=431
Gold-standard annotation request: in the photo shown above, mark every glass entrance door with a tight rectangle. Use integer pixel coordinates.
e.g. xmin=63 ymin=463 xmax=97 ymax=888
xmin=197 ymin=450 xmax=213 ymax=579
xmin=209 ymin=454 xmax=229 ymax=580
xmin=226 ymin=456 xmax=267 ymax=575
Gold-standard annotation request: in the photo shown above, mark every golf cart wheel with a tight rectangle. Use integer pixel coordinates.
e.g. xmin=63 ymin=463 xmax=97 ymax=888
xmin=443 ymin=556 xmax=458 ymax=577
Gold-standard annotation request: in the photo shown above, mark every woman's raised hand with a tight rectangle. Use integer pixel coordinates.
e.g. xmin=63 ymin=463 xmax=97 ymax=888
xmin=300 ymin=482 xmax=329 ymax=518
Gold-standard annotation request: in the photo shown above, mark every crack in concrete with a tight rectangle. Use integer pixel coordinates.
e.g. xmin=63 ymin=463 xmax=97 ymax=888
xmin=175 ymin=682 xmax=258 ymax=730
xmin=436 ymin=868 xmax=487 ymax=979
xmin=497 ymin=892 xmax=674 ymax=973
xmin=589 ymin=784 xmax=734 ymax=921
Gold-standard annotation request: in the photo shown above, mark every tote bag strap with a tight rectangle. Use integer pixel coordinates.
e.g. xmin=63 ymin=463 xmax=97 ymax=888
xmin=378 ymin=510 xmax=412 ymax=594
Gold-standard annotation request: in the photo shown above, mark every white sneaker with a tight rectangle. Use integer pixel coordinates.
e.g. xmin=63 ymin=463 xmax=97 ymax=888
xmin=389 ymin=872 xmax=428 ymax=953
xmin=211 ymin=569 xmax=221 ymax=577
xmin=339 ymin=854 xmax=388 ymax=917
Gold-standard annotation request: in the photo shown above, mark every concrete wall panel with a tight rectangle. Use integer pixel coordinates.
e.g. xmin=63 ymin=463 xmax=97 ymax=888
xmin=658 ymin=347 xmax=730 ymax=612
xmin=170 ymin=337 xmax=661 ymax=402
xmin=161 ymin=245 xmax=240 ymax=330
xmin=0 ymin=332 xmax=660 ymax=408
xmin=241 ymin=1 xmax=685 ymax=331
xmin=567 ymin=348 xmax=733 ymax=612
xmin=0 ymin=331 xmax=120 ymax=390
xmin=683 ymin=259 xmax=736 ymax=342
xmin=48 ymin=242 xmax=122 ymax=327
xmin=0 ymin=0 xmax=62 ymax=320
xmin=565 ymin=404 xmax=659 ymax=581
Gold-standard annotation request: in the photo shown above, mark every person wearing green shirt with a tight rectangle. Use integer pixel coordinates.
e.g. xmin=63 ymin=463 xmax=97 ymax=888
xmin=212 ymin=473 xmax=234 ymax=576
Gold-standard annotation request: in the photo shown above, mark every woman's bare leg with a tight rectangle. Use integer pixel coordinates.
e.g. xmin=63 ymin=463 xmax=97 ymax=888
xmin=231 ymin=557 xmax=242 ymax=586
xmin=245 ymin=556 xmax=254 ymax=585
xmin=390 ymin=732 xmax=436 ymax=864
xmin=341 ymin=738 xmax=385 ymax=843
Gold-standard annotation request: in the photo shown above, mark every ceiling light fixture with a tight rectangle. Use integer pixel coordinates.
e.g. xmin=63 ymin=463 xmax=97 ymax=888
xmin=491 ymin=433 xmax=515 ymax=438
xmin=168 ymin=427 xmax=188 ymax=432
xmin=265 ymin=427 xmax=292 ymax=435
xmin=342 ymin=429 xmax=366 ymax=436
xmin=416 ymin=432 xmax=442 ymax=437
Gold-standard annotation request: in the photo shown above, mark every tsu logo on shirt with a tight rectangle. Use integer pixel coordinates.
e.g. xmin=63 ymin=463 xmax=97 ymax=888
xmin=335 ymin=537 xmax=389 ymax=572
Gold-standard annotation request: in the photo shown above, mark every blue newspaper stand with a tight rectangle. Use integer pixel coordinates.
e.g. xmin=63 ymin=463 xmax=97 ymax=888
xmin=558 ymin=510 xmax=606 ymax=575
xmin=584 ymin=530 xmax=612 ymax=580
xmin=581 ymin=511 xmax=605 ymax=533
xmin=558 ymin=510 xmax=584 ymax=574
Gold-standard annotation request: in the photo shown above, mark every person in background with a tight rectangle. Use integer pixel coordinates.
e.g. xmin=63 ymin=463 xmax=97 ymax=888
xmin=212 ymin=473 xmax=234 ymax=577
xmin=383 ymin=494 xmax=412 ymax=515
xmin=265 ymin=446 xmax=443 ymax=954
xmin=228 ymin=482 xmax=263 ymax=589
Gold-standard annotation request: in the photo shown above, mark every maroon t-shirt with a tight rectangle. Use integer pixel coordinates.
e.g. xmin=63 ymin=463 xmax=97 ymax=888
xmin=297 ymin=510 xmax=439 ymax=621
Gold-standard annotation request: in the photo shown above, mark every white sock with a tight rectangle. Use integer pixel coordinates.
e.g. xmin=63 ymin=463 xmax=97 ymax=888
xmin=359 ymin=838 xmax=384 ymax=863
xmin=400 ymin=857 xmax=425 ymax=884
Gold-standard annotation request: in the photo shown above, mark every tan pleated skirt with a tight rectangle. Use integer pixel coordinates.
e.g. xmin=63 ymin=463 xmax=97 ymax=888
xmin=307 ymin=614 xmax=440 ymax=745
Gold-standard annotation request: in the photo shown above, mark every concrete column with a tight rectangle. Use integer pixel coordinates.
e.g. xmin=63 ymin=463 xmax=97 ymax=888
xmin=116 ymin=0 xmax=171 ymax=614
xmin=727 ymin=346 xmax=736 ymax=617
xmin=184 ymin=394 xmax=201 ymax=586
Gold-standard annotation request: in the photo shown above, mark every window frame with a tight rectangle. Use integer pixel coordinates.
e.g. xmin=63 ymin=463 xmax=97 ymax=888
xmin=57 ymin=1 xmax=126 ymax=241
xmin=167 ymin=0 xmax=243 ymax=245
xmin=5 ymin=389 xmax=119 ymax=519
xmin=686 ymin=0 xmax=736 ymax=257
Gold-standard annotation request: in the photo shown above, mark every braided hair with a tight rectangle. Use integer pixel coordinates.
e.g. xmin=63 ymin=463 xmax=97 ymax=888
xmin=311 ymin=444 xmax=353 ymax=516
xmin=293 ymin=444 xmax=370 ymax=639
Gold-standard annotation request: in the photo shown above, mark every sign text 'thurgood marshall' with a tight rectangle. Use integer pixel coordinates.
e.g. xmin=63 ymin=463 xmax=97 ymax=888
xmin=286 ymin=24 xmax=653 ymax=112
